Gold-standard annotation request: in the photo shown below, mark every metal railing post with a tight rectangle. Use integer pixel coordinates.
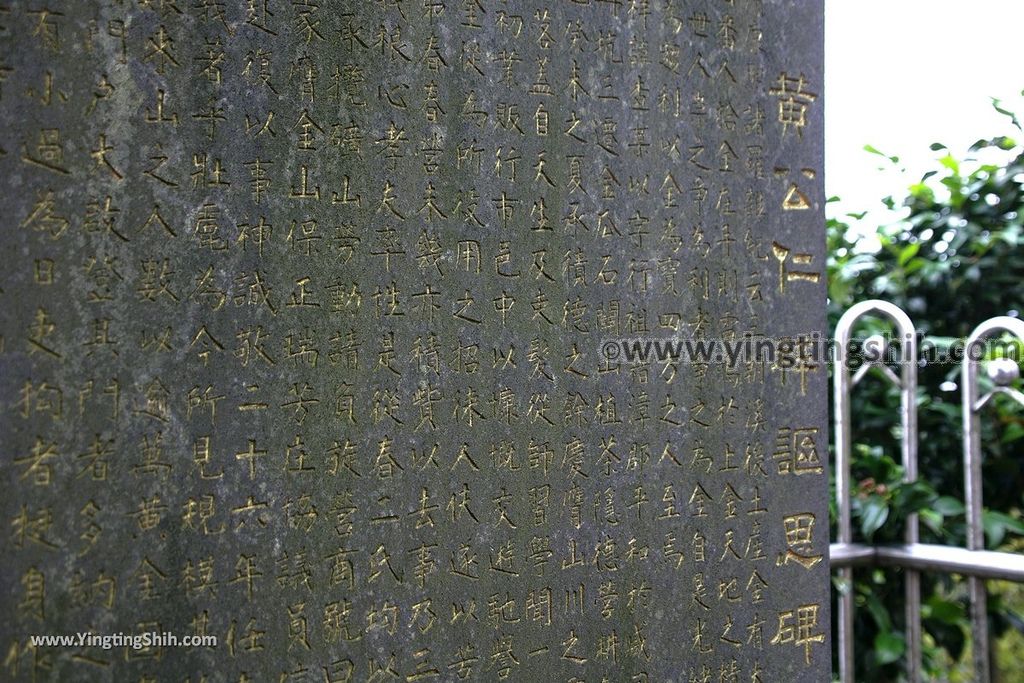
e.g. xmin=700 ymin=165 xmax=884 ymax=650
xmin=833 ymin=300 xmax=919 ymax=682
xmin=962 ymin=316 xmax=1024 ymax=683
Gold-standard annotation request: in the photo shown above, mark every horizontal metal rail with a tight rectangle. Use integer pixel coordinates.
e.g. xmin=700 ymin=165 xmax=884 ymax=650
xmin=831 ymin=542 xmax=1024 ymax=582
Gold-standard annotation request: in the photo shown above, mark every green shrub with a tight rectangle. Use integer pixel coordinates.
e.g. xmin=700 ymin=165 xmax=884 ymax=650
xmin=829 ymin=97 xmax=1024 ymax=681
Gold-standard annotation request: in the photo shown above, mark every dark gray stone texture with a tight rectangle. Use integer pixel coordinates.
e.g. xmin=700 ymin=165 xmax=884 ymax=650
xmin=0 ymin=0 xmax=829 ymax=680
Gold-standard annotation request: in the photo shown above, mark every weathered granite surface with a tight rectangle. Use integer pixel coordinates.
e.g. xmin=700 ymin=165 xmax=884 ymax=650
xmin=0 ymin=0 xmax=829 ymax=680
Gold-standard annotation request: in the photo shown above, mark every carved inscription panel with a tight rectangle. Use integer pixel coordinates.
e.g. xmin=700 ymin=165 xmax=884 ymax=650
xmin=0 ymin=0 xmax=828 ymax=680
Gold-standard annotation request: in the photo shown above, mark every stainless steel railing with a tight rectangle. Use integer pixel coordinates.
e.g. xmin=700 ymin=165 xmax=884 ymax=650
xmin=960 ymin=316 xmax=1024 ymax=681
xmin=833 ymin=301 xmax=920 ymax=682
xmin=831 ymin=300 xmax=1024 ymax=683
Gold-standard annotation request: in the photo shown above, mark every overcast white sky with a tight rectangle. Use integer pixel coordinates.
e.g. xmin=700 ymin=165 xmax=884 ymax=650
xmin=825 ymin=1 xmax=1024 ymax=223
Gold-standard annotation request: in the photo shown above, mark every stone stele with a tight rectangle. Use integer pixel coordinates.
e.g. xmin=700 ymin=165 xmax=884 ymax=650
xmin=0 ymin=0 xmax=829 ymax=681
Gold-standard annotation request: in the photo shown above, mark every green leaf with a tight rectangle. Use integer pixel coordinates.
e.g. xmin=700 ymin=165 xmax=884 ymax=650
xmin=992 ymin=97 xmax=1023 ymax=131
xmin=864 ymin=143 xmax=900 ymax=164
xmin=861 ymin=589 xmax=893 ymax=631
xmin=873 ymin=631 xmax=906 ymax=665
xmin=991 ymin=511 xmax=1024 ymax=536
xmin=932 ymin=496 xmax=964 ymax=517
xmin=898 ymin=242 xmax=921 ymax=267
xmin=981 ymin=510 xmax=1024 ymax=547
xmin=919 ymin=508 xmax=943 ymax=535
xmin=832 ymin=574 xmax=852 ymax=595
xmin=939 ymin=154 xmax=960 ymax=174
xmin=923 ymin=595 xmax=964 ymax=624
xmin=1002 ymin=421 xmax=1024 ymax=444
xmin=860 ymin=497 xmax=890 ymax=540
xmin=984 ymin=513 xmax=1005 ymax=547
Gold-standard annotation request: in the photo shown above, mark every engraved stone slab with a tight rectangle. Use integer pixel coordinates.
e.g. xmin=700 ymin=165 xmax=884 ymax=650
xmin=0 ymin=0 xmax=829 ymax=680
